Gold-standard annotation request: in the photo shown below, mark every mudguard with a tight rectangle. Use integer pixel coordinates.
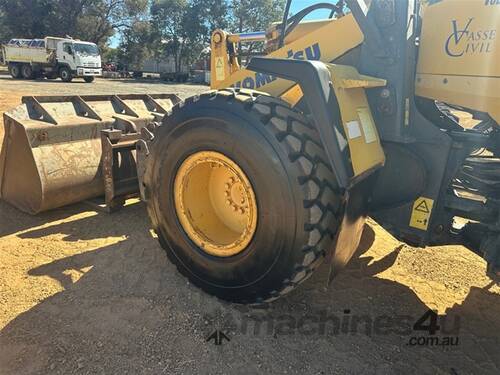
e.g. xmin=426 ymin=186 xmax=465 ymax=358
xmin=247 ymin=57 xmax=384 ymax=276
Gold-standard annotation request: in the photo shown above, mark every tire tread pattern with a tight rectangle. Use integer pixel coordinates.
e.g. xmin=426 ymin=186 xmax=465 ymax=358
xmin=146 ymin=88 xmax=342 ymax=304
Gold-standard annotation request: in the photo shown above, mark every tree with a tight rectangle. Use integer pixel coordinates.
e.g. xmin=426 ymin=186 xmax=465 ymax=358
xmin=150 ymin=0 xmax=227 ymax=73
xmin=200 ymin=0 xmax=230 ymax=37
xmin=0 ymin=10 xmax=10 ymax=42
xmin=116 ymin=0 xmax=227 ymax=73
xmin=150 ymin=0 xmax=188 ymax=73
xmin=77 ymin=0 xmax=149 ymax=45
xmin=117 ymin=20 xmax=157 ymax=68
xmin=0 ymin=0 xmax=147 ymax=45
xmin=230 ymin=0 xmax=285 ymax=34
xmin=126 ymin=0 xmax=285 ymax=73
xmin=0 ymin=0 xmax=60 ymax=38
xmin=229 ymin=0 xmax=286 ymax=60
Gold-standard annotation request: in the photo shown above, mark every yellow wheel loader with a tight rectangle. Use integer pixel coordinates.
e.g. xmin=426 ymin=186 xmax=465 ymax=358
xmin=1 ymin=0 xmax=499 ymax=303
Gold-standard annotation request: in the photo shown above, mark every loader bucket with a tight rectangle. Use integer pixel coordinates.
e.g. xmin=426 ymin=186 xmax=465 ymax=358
xmin=0 ymin=94 xmax=180 ymax=214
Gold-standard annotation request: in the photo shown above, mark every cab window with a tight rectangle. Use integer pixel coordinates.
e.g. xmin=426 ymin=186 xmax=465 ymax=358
xmin=63 ymin=43 xmax=73 ymax=55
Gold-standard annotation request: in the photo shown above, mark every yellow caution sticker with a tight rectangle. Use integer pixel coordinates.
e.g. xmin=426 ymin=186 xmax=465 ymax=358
xmin=410 ymin=197 xmax=434 ymax=231
xmin=215 ymin=57 xmax=225 ymax=81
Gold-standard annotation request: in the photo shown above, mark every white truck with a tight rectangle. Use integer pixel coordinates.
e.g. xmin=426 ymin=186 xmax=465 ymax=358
xmin=0 ymin=37 xmax=102 ymax=82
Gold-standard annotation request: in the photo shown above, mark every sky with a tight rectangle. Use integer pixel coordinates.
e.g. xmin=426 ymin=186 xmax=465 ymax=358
xmin=109 ymin=0 xmax=331 ymax=48
xmin=290 ymin=0 xmax=335 ymax=19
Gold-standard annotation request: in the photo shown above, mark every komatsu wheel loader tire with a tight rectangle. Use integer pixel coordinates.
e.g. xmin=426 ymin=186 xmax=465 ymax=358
xmin=8 ymin=64 xmax=21 ymax=79
xmin=84 ymin=76 xmax=95 ymax=83
xmin=59 ymin=66 xmax=73 ymax=82
xmin=145 ymin=89 xmax=342 ymax=303
xmin=21 ymin=64 xmax=33 ymax=79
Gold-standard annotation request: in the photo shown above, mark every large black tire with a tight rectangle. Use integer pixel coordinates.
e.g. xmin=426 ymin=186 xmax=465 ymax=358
xmin=21 ymin=64 xmax=34 ymax=79
xmin=144 ymin=89 xmax=342 ymax=303
xmin=59 ymin=66 xmax=73 ymax=82
xmin=8 ymin=64 xmax=21 ymax=79
xmin=83 ymin=76 xmax=95 ymax=83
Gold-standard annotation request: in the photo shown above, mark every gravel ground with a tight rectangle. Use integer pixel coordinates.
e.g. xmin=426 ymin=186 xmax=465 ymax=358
xmin=0 ymin=76 xmax=499 ymax=375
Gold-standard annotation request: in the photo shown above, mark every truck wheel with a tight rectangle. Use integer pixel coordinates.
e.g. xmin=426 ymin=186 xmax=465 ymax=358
xmin=21 ymin=64 xmax=34 ymax=79
xmin=83 ymin=76 xmax=95 ymax=83
xmin=9 ymin=64 xmax=21 ymax=79
xmin=59 ymin=67 xmax=73 ymax=82
xmin=144 ymin=89 xmax=342 ymax=303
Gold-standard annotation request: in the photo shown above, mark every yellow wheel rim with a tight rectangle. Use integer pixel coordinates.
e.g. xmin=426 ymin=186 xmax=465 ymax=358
xmin=174 ymin=151 xmax=258 ymax=257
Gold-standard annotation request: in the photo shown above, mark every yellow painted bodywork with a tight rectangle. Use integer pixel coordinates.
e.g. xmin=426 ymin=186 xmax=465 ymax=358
xmin=327 ymin=64 xmax=386 ymax=176
xmin=416 ymin=0 xmax=500 ymax=122
xmin=266 ymin=19 xmax=337 ymax=47
xmin=210 ymin=13 xmax=386 ymax=180
xmin=211 ymin=14 xmax=364 ymax=97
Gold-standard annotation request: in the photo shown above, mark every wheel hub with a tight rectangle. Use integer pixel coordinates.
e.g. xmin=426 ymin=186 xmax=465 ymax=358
xmin=174 ymin=151 xmax=258 ymax=257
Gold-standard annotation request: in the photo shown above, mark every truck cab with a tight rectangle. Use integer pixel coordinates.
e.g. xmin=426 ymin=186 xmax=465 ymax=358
xmin=56 ymin=40 xmax=102 ymax=81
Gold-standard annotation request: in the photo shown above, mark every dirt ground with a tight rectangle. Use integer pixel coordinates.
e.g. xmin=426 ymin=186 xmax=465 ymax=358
xmin=0 ymin=76 xmax=499 ymax=375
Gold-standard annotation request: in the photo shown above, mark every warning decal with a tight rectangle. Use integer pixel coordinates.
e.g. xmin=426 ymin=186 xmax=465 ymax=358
xmin=415 ymin=200 xmax=430 ymax=213
xmin=215 ymin=57 xmax=225 ymax=81
xmin=410 ymin=197 xmax=434 ymax=231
